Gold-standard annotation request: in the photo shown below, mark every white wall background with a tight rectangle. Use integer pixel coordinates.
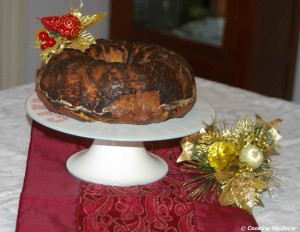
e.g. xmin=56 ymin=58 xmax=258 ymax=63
xmin=0 ymin=0 xmax=28 ymax=89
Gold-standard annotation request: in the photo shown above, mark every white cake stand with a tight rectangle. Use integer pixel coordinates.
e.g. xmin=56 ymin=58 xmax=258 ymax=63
xmin=26 ymin=93 xmax=215 ymax=186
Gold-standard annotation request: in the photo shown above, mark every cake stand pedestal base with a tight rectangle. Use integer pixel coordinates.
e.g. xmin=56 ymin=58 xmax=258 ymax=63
xmin=66 ymin=139 xmax=168 ymax=186
xmin=26 ymin=92 xmax=215 ymax=186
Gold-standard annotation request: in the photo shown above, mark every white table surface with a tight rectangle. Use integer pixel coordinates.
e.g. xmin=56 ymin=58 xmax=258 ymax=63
xmin=1 ymin=78 xmax=300 ymax=231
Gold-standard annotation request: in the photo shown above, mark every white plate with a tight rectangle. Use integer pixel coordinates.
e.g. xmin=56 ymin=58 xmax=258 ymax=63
xmin=26 ymin=93 xmax=215 ymax=141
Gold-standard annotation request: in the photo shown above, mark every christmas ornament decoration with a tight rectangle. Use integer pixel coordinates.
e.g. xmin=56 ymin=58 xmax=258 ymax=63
xmin=34 ymin=0 xmax=107 ymax=63
xmin=41 ymin=14 xmax=82 ymax=39
xmin=178 ymin=114 xmax=282 ymax=214
xmin=239 ymin=144 xmax=264 ymax=169
xmin=208 ymin=141 xmax=238 ymax=172
xmin=40 ymin=16 xmax=60 ymax=32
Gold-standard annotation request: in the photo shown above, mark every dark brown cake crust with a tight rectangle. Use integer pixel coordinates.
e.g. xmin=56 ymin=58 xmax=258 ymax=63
xmin=36 ymin=39 xmax=196 ymax=124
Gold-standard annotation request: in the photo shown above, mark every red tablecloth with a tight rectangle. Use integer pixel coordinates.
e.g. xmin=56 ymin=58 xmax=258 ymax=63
xmin=16 ymin=121 xmax=259 ymax=232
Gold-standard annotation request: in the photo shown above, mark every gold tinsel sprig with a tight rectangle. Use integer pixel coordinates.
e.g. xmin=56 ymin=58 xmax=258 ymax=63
xmin=178 ymin=115 xmax=282 ymax=214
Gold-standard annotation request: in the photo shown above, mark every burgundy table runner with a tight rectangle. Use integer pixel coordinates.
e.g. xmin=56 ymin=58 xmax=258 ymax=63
xmin=16 ymin=121 xmax=259 ymax=231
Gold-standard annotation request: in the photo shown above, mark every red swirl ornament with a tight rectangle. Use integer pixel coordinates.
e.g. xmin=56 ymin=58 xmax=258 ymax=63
xmin=40 ymin=14 xmax=81 ymax=39
xmin=56 ymin=14 xmax=81 ymax=39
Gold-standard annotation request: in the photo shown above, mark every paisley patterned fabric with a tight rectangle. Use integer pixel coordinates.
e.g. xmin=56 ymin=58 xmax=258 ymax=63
xmin=78 ymin=141 xmax=196 ymax=232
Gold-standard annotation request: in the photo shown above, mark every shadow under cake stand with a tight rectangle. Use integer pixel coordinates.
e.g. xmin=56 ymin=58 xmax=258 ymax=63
xmin=26 ymin=93 xmax=215 ymax=186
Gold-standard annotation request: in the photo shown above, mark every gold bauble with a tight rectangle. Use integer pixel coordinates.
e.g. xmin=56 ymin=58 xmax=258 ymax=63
xmin=239 ymin=144 xmax=264 ymax=169
xmin=208 ymin=141 xmax=238 ymax=172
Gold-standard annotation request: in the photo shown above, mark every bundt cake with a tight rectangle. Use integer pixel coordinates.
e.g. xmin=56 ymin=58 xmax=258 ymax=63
xmin=36 ymin=39 xmax=196 ymax=124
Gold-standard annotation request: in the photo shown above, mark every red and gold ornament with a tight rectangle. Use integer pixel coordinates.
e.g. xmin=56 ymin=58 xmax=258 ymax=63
xmin=38 ymin=31 xmax=50 ymax=41
xmin=40 ymin=14 xmax=81 ymax=39
xmin=40 ymin=16 xmax=60 ymax=32
xmin=34 ymin=0 xmax=107 ymax=63
xmin=38 ymin=31 xmax=56 ymax=51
